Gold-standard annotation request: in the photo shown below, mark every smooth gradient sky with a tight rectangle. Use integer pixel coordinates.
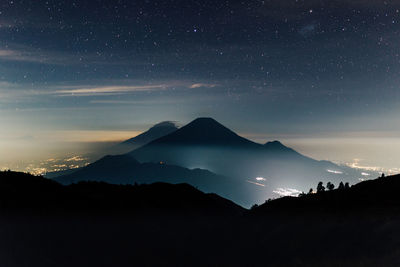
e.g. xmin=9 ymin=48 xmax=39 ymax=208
xmin=1 ymin=0 xmax=400 ymax=173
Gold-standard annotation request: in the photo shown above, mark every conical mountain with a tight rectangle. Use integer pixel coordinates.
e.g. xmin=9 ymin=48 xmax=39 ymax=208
xmin=122 ymin=121 xmax=178 ymax=146
xmin=129 ymin=118 xmax=304 ymax=177
xmin=145 ymin=117 xmax=259 ymax=148
xmin=111 ymin=121 xmax=178 ymax=154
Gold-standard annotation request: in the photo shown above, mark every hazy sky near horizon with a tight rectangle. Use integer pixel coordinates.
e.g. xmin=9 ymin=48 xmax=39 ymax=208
xmin=1 ymin=0 xmax=400 ymax=172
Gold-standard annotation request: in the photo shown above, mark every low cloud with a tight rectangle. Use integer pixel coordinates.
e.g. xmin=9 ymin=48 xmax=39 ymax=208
xmin=246 ymin=180 xmax=266 ymax=187
xmin=0 ymin=79 xmax=221 ymax=99
xmin=273 ymin=188 xmax=302 ymax=197
xmin=326 ymin=169 xmax=343 ymax=174
xmin=189 ymin=83 xmax=218 ymax=89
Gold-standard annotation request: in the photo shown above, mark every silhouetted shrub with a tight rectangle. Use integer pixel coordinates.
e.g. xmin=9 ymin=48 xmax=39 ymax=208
xmin=327 ymin=182 xmax=335 ymax=191
xmin=264 ymin=199 xmax=272 ymax=204
xmin=251 ymin=204 xmax=259 ymax=210
xmin=344 ymin=182 xmax=350 ymax=189
xmin=338 ymin=182 xmax=345 ymax=190
xmin=317 ymin=182 xmax=325 ymax=193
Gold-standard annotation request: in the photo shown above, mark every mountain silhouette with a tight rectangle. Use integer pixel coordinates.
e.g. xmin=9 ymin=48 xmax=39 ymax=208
xmin=111 ymin=121 xmax=179 ymax=154
xmin=0 ymin=170 xmax=244 ymax=215
xmin=145 ymin=117 xmax=259 ymax=147
xmin=130 ymin=117 xmax=313 ymax=164
xmin=121 ymin=121 xmax=178 ymax=147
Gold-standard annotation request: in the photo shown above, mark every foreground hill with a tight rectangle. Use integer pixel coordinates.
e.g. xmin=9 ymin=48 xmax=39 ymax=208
xmin=2 ymin=171 xmax=400 ymax=266
xmin=0 ymin=171 xmax=244 ymax=215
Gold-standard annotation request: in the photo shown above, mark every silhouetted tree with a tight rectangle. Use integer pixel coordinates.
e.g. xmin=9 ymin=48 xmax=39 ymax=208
xmin=338 ymin=182 xmax=345 ymax=190
xmin=308 ymin=188 xmax=313 ymax=194
xmin=317 ymin=182 xmax=325 ymax=193
xmin=299 ymin=192 xmax=306 ymax=197
xmin=344 ymin=182 xmax=350 ymax=189
xmin=251 ymin=204 xmax=259 ymax=210
xmin=381 ymin=173 xmax=385 ymax=178
xmin=327 ymin=182 xmax=335 ymax=191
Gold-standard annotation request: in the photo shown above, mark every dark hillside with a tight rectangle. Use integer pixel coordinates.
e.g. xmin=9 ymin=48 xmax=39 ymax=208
xmin=0 ymin=170 xmax=244 ymax=215
xmin=251 ymin=174 xmax=400 ymax=215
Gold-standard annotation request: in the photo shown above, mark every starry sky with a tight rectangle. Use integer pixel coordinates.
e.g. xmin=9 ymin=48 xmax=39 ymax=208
xmin=1 ymin=0 xmax=400 ymax=173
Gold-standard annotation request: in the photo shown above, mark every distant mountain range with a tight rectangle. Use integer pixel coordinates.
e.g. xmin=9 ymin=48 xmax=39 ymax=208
xmin=54 ymin=117 xmax=377 ymax=207
xmin=55 ymin=154 xmax=255 ymax=207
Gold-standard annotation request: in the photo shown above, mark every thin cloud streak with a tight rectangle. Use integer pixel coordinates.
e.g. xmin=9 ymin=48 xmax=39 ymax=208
xmin=0 ymin=80 xmax=221 ymax=99
xmin=55 ymin=85 xmax=167 ymax=96
xmin=55 ymin=82 xmax=220 ymax=96
xmin=0 ymin=46 xmax=144 ymax=66
xmin=189 ymin=83 xmax=218 ymax=89
xmin=0 ymin=48 xmax=69 ymax=65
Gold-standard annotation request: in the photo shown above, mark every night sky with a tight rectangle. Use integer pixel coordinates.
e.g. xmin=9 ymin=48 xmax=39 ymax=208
xmin=1 ymin=0 xmax=400 ymax=173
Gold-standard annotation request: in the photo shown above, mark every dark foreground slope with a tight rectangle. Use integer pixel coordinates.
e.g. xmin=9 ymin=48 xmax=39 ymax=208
xmin=251 ymin=173 xmax=400 ymax=214
xmin=2 ymin=171 xmax=400 ymax=267
xmin=0 ymin=171 xmax=244 ymax=215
